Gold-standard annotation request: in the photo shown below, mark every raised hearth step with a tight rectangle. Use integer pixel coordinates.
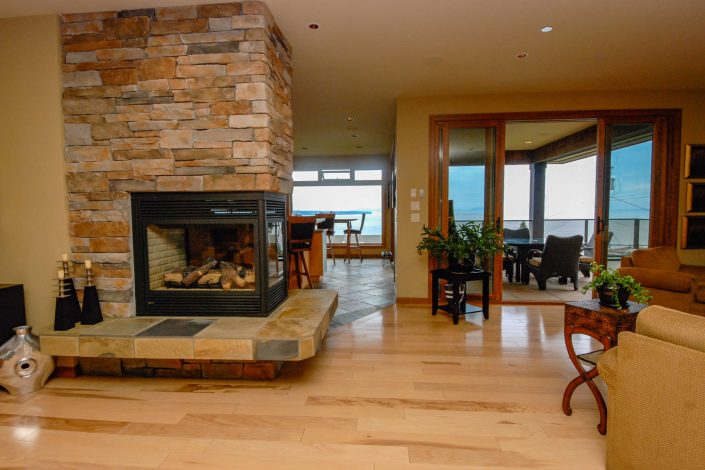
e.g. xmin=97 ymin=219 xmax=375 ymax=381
xmin=38 ymin=290 xmax=337 ymax=363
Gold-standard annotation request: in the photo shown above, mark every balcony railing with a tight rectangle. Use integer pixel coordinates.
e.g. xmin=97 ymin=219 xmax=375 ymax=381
xmin=458 ymin=218 xmax=649 ymax=260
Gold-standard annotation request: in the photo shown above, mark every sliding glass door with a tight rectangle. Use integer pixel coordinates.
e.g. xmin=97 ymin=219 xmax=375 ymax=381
xmin=430 ymin=110 xmax=679 ymax=304
xmin=432 ymin=121 xmax=505 ymax=300
xmin=596 ymin=122 xmax=655 ymax=270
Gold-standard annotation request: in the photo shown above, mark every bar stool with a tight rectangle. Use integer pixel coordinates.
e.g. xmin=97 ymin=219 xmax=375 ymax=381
xmin=344 ymin=213 xmax=366 ymax=262
xmin=288 ymin=216 xmax=317 ymax=289
xmin=315 ymin=212 xmax=336 ymax=265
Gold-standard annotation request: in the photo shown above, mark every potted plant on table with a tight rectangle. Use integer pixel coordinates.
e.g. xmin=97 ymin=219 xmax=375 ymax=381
xmin=416 ymin=221 xmax=504 ymax=272
xmin=581 ymin=262 xmax=651 ymax=309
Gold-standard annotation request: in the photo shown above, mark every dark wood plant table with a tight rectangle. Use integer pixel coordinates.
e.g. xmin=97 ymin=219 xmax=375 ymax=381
xmin=431 ymin=268 xmax=491 ymax=324
xmin=562 ymin=299 xmax=646 ymax=434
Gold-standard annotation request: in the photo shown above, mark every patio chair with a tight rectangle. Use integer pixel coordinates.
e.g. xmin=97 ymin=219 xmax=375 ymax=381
xmin=525 ymin=234 xmax=583 ymax=290
xmin=503 ymin=227 xmax=530 ymax=282
xmin=579 ymin=231 xmax=613 ymax=277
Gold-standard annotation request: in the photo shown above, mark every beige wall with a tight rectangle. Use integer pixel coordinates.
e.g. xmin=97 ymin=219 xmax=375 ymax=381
xmin=395 ymin=90 xmax=705 ymax=300
xmin=0 ymin=16 xmax=68 ymax=329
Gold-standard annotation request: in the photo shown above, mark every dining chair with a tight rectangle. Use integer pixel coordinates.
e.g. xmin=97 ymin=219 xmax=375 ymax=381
xmin=344 ymin=213 xmax=366 ymax=262
xmin=288 ymin=216 xmax=317 ymax=288
xmin=315 ymin=212 xmax=336 ymax=265
xmin=525 ymin=234 xmax=583 ymax=290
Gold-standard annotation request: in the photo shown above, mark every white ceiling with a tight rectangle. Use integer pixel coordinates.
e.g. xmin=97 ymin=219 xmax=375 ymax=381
xmin=3 ymin=0 xmax=705 ymax=159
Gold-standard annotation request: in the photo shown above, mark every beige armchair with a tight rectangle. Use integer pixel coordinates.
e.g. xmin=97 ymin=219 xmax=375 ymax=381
xmin=597 ymin=305 xmax=705 ymax=470
xmin=619 ymin=246 xmax=705 ymax=315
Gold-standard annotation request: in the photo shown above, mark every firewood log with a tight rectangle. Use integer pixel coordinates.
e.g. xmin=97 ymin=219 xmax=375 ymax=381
xmin=182 ymin=260 xmax=218 ymax=286
xmin=197 ymin=270 xmax=222 ymax=287
xmin=221 ymin=262 xmax=246 ymax=289
xmin=164 ymin=268 xmax=183 ymax=287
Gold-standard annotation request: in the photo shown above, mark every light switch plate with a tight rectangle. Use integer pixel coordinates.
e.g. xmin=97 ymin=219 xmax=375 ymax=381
xmin=410 ymin=188 xmax=417 ymax=198
xmin=418 ymin=188 xmax=425 ymax=197
xmin=410 ymin=200 xmax=420 ymax=211
xmin=411 ymin=212 xmax=420 ymax=223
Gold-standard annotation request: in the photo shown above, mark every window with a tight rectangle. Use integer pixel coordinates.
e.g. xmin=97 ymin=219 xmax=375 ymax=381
xmin=291 ymin=165 xmax=385 ymax=244
xmin=354 ymin=170 xmax=383 ymax=181
xmin=322 ymin=170 xmax=351 ymax=180
xmin=292 ymin=171 xmax=318 ymax=182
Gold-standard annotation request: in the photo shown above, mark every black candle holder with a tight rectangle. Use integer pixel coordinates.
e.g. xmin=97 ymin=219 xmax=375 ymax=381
xmin=65 ymin=278 xmax=82 ymax=324
xmin=54 ymin=277 xmax=76 ymax=331
xmin=81 ymin=285 xmax=103 ymax=325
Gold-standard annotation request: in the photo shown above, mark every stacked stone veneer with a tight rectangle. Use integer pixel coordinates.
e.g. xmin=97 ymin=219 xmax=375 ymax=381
xmin=60 ymin=2 xmax=292 ymax=317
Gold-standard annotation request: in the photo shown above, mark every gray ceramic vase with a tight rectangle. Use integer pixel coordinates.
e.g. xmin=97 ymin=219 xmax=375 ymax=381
xmin=0 ymin=326 xmax=54 ymax=395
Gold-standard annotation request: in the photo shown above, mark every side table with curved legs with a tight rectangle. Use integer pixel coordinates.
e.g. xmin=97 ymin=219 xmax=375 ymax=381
xmin=562 ymin=300 xmax=645 ymax=434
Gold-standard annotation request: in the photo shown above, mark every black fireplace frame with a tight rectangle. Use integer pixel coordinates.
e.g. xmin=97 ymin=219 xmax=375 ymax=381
xmin=131 ymin=191 xmax=288 ymax=317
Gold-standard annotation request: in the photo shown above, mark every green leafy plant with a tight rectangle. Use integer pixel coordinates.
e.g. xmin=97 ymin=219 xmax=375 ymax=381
xmin=581 ymin=262 xmax=651 ymax=308
xmin=417 ymin=221 xmax=504 ymax=269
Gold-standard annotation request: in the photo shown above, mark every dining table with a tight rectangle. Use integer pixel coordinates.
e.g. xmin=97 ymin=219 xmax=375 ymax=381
xmin=334 ymin=217 xmax=357 ymax=263
xmin=504 ymin=238 xmax=545 ymax=284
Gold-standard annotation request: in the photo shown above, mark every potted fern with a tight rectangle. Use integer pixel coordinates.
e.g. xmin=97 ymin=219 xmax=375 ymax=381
xmin=581 ymin=262 xmax=651 ymax=309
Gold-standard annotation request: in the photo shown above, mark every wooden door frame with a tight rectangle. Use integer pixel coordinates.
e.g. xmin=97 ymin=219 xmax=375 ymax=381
xmin=429 ymin=108 xmax=681 ymax=303
xmin=428 ymin=119 xmax=505 ymax=302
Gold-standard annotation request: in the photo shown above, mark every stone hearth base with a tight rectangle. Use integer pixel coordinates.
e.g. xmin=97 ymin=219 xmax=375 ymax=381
xmin=55 ymin=357 xmax=282 ymax=380
xmin=39 ymin=290 xmax=337 ymax=379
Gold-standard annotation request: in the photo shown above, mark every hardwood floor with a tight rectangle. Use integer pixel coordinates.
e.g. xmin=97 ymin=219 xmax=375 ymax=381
xmin=0 ymin=305 xmax=607 ymax=469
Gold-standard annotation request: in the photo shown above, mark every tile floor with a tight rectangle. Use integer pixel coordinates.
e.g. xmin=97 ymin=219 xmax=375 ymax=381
xmin=502 ymin=273 xmax=593 ymax=302
xmin=316 ymin=258 xmax=396 ymax=328
xmin=318 ymin=258 xmax=593 ymax=326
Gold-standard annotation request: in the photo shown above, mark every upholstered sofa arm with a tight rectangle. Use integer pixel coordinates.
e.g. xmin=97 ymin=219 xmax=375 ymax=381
xmin=599 ymin=331 xmax=705 ymax=470
xmin=618 ymin=266 xmax=695 ymax=293
xmin=636 ymin=305 xmax=705 ymax=352
xmin=596 ymin=346 xmax=617 ymax=387
xmin=620 ymin=255 xmax=634 ymax=267
xmin=679 ymin=264 xmax=705 ymax=283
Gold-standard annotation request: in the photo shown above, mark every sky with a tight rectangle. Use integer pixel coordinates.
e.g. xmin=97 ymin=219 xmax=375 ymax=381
xmin=450 ymin=141 xmax=652 ymax=223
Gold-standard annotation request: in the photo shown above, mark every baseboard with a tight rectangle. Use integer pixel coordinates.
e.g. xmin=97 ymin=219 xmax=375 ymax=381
xmin=396 ymin=297 xmax=430 ymax=305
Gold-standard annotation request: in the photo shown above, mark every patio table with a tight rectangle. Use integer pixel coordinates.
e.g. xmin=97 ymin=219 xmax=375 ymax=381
xmin=504 ymin=238 xmax=545 ymax=284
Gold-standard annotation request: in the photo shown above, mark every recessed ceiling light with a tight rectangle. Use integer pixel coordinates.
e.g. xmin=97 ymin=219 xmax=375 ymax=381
xmin=356 ymin=145 xmax=363 ymax=149
xmin=540 ymin=26 xmax=553 ymax=33
xmin=351 ymin=134 xmax=359 ymax=138
xmin=307 ymin=23 xmax=320 ymax=30
xmin=345 ymin=116 xmax=355 ymax=122
xmin=516 ymin=52 xmax=528 ymax=59
xmin=524 ymin=140 xmax=532 ymax=144
xmin=301 ymin=146 xmax=308 ymax=150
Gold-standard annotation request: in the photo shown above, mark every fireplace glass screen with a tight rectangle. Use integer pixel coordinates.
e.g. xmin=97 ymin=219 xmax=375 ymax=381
xmin=267 ymin=220 xmax=285 ymax=286
xmin=147 ymin=223 xmax=257 ymax=292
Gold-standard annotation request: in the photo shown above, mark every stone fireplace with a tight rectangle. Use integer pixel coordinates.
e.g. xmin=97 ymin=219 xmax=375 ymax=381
xmin=61 ymin=2 xmax=293 ymax=317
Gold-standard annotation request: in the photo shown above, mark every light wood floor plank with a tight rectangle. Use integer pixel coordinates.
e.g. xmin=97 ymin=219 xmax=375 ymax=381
xmin=0 ymin=304 xmax=606 ymax=468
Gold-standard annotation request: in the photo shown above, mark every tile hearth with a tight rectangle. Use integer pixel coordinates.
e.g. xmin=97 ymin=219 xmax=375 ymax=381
xmin=39 ymin=290 xmax=337 ymax=363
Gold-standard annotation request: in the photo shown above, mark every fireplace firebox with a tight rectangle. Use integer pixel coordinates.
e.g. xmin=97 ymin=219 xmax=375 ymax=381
xmin=131 ymin=192 xmax=287 ymax=316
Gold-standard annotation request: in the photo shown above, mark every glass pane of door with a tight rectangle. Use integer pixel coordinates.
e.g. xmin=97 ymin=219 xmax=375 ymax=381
xmin=601 ymin=124 xmax=653 ymax=270
xmin=446 ymin=126 xmax=498 ymax=296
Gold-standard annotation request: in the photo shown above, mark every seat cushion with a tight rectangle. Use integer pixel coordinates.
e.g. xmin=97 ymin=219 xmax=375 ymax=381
xmin=631 ymin=246 xmax=681 ymax=272
xmin=527 ymin=257 xmax=542 ymax=267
